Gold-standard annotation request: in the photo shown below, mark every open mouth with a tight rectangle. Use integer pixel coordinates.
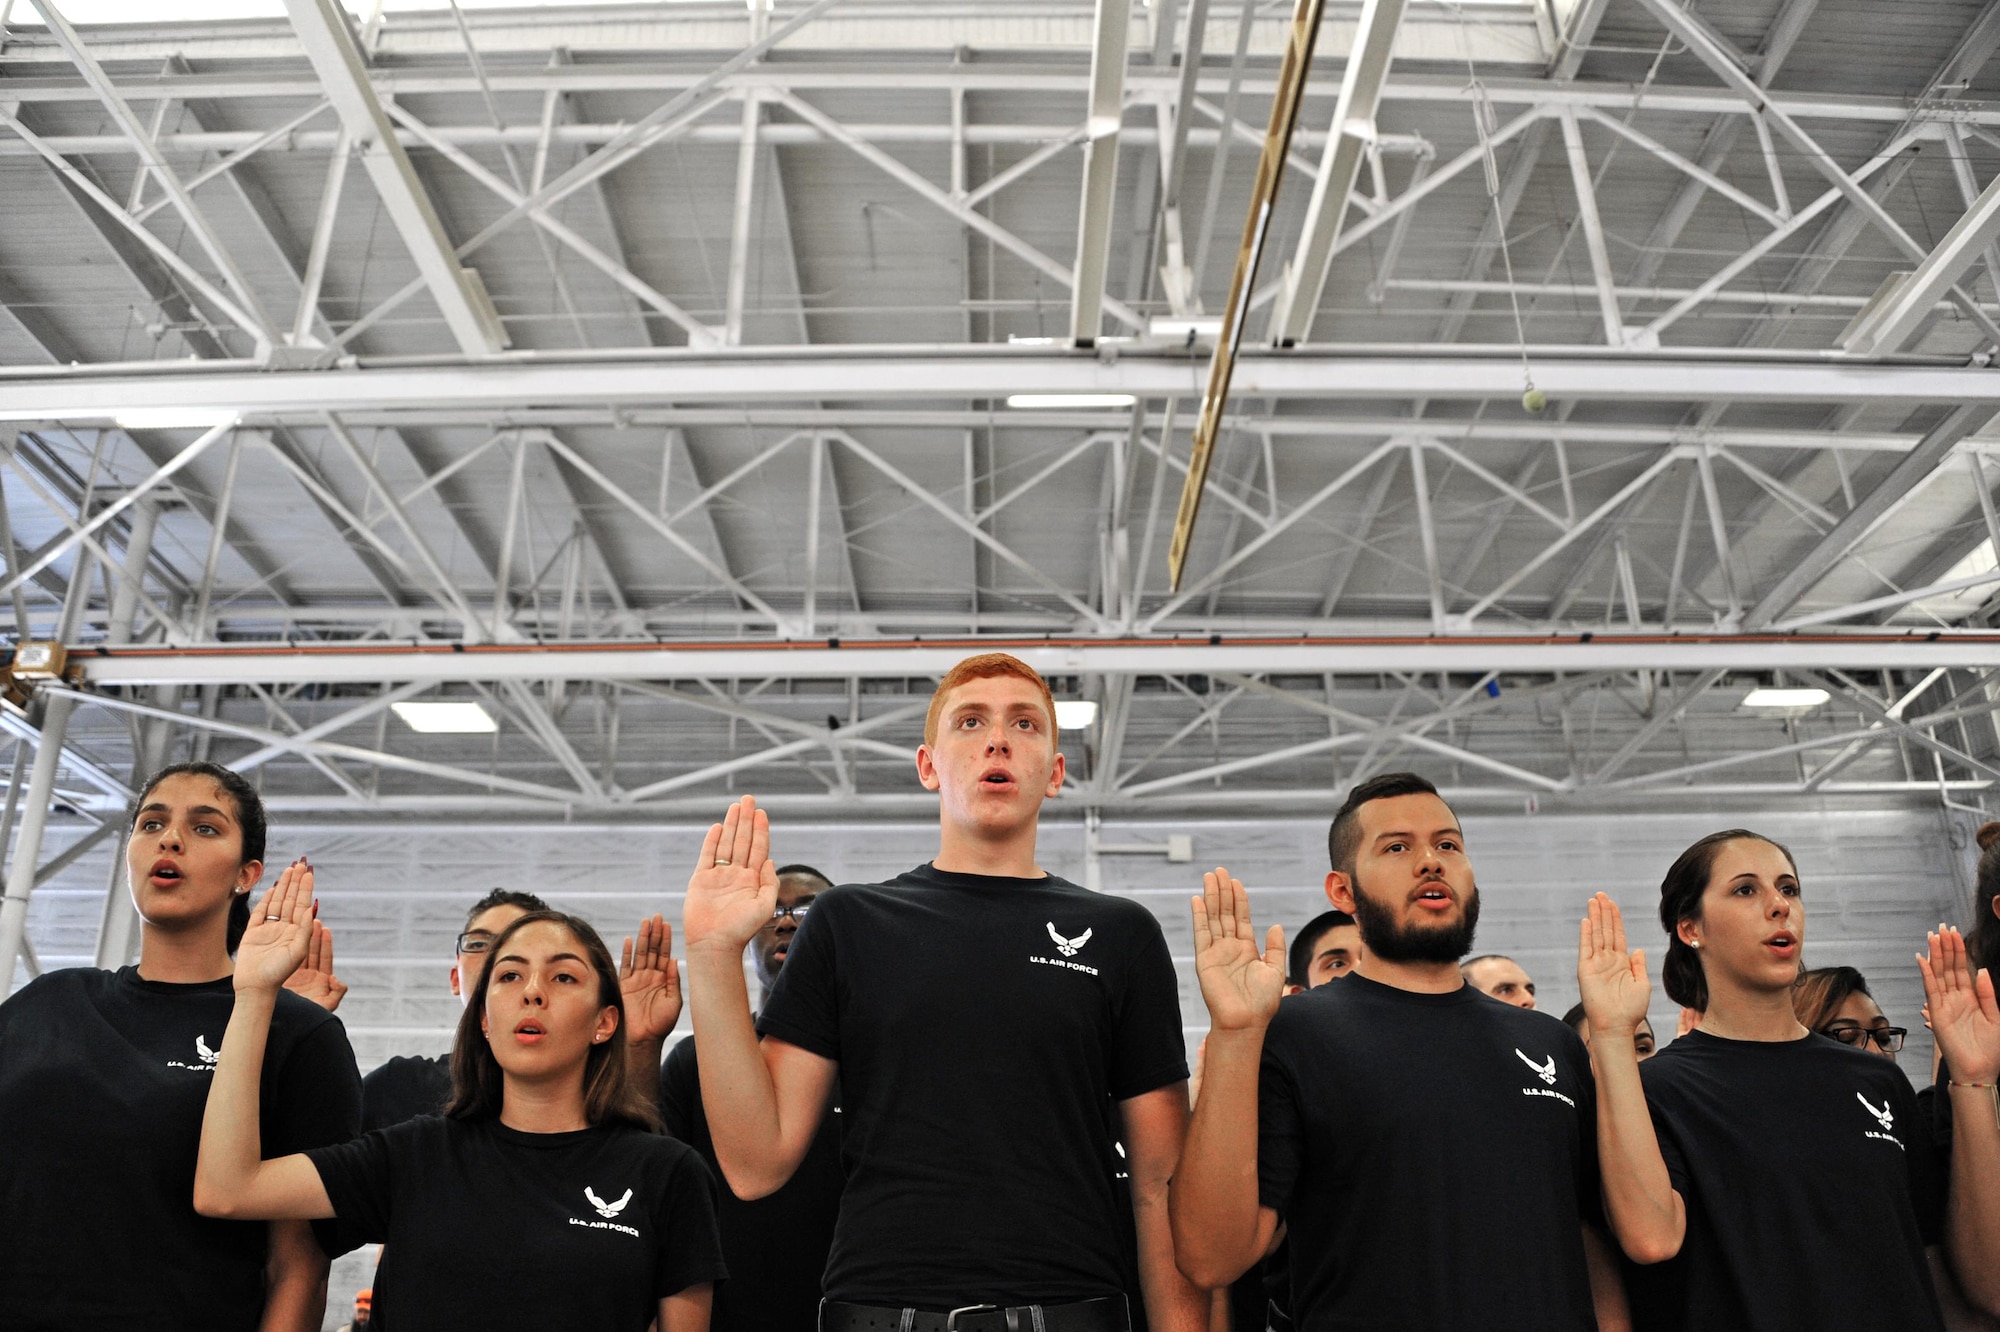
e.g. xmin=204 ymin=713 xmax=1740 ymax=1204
xmin=148 ymin=859 xmax=184 ymax=886
xmin=979 ymin=767 xmax=1016 ymax=790
xmin=513 ymin=1020 xmax=547 ymax=1044
xmin=1763 ymin=932 xmax=1798 ymax=957
xmin=1413 ymin=883 xmax=1454 ymax=911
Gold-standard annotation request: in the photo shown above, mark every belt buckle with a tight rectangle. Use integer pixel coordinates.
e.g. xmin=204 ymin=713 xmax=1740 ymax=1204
xmin=945 ymin=1305 xmax=999 ymax=1331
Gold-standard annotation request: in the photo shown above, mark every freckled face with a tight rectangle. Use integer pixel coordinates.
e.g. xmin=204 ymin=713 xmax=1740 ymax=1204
xmin=126 ymin=774 xmax=258 ymax=933
xmin=916 ymin=675 xmax=1064 ymax=835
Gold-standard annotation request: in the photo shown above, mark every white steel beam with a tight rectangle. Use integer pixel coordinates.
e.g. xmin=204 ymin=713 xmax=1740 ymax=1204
xmin=1842 ymin=163 xmax=2000 ymax=354
xmin=31 ymin=351 xmax=2000 ymax=422
xmin=1266 ymin=0 xmax=1408 ymax=345
xmin=281 ymin=0 xmax=509 ymax=355
xmin=63 ymin=631 xmax=2000 ymax=688
xmin=1069 ymin=0 xmax=1133 ymax=345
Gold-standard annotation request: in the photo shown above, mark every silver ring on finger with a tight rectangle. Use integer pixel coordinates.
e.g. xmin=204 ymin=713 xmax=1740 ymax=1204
xmin=714 ymin=858 xmax=731 ymax=867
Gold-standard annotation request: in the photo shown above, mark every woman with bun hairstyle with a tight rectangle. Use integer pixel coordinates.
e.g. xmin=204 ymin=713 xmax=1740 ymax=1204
xmin=1577 ymin=829 xmax=2000 ymax=1329
xmin=0 ymin=761 xmax=362 ymax=1332
xmin=194 ymin=867 xmax=725 ymax=1332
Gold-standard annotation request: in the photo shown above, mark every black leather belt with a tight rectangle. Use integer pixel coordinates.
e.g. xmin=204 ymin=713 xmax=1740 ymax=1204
xmin=819 ymin=1296 xmax=1130 ymax=1332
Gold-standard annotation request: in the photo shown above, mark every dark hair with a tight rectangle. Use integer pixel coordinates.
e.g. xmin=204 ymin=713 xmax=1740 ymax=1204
xmin=129 ymin=761 xmax=268 ymax=953
xmin=1287 ymin=909 xmax=1357 ymax=986
xmin=774 ymin=864 xmax=833 ymax=889
xmin=463 ymin=888 xmax=551 ymax=933
xmin=445 ymin=910 xmax=661 ymax=1133
xmin=1327 ymin=772 xmax=1448 ymax=877
xmin=1657 ymin=829 xmax=1798 ymax=1011
xmin=1969 ymin=822 xmax=2000 ymax=979
xmin=1560 ymin=1002 xmax=1588 ymax=1034
xmin=1459 ymin=953 xmax=1515 ymax=979
xmin=1792 ymin=965 xmax=1874 ymax=1034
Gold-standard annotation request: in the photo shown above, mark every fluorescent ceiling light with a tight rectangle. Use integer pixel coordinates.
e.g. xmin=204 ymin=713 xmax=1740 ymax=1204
xmin=1741 ymin=687 xmax=1829 ymax=709
xmin=1055 ymin=699 xmax=1099 ymax=729
xmin=114 ymin=409 xmax=237 ymax=431
xmin=1006 ymin=394 xmax=1137 ymax=409
xmin=1006 ymin=335 xmax=1065 ymax=346
xmin=391 ymin=700 xmax=498 ymax=734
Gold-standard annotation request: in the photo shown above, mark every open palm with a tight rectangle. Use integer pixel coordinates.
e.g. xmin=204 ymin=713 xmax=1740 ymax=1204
xmin=682 ymin=795 xmax=780 ymax=954
xmin=1577 ymin=892 xmax=1652 ymax=1038
xmin=620 ymin=913 xmax=683 ymax=1044
xmin=1921 ymin=925 xmax=2000 ymax=1083
xmin=1191 ymin=867 xmax=1286 ymax=1033
xmin=235 ymin=860 xmax=314 ymax=994
xmin=282 ymin=918 xmax=347 ymax=1013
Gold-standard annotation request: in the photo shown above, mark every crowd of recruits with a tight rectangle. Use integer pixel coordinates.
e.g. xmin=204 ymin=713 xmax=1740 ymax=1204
xmin=0 ymin=651 xmax=1997 ymax=1332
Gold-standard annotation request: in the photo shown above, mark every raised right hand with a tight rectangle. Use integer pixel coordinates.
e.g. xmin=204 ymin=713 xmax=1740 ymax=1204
xmin=235 ymin=859 xmax=314 ymax=995
xmin=682 ymin=795 xmax=780 ymax=955
xmin=1190 ymin=867 xmax=1286 ymax=1033
xmin=1577 ymin=891 xmax=1652 ymax=1041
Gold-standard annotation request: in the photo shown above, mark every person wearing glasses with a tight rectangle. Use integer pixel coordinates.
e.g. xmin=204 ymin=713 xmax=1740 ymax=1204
xmin=654 ymin=864 xmax=843 ymax=1332
xmin=1793 ymin=966 xmax=1906 ymax=1060
xmin=359 ymin=889 xmax=552 ymax=1132
xmin=1579 ymin=830 xmax=2000 ymax=1331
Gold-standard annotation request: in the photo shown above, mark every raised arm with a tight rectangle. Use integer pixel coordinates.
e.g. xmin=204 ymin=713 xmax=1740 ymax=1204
xmin=1578 ymin=893 xmax=1684 ymax=1264
xmin=683 ymin=796 xmax=837 ymax=1199
xmin=1169 ymin=868 xmax=1286 ymax=1288
xmin=1922 ymin=925 xmax=2000 ymax=1315
xmin=620 ymin=913 xmax=682 ymax=1100
xmin=193 ymin=862 xmax=336 ymax=1222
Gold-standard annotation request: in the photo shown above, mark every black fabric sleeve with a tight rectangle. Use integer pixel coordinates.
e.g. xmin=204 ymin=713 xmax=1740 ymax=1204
xmin=756 ymin=895 xmax=841 ymax=1061
xmin=1895 ymin=1076 xmax=1947 ymax=1246
xmin=1109 ymin=911 xmax=1190 ymax=1102
xmin=1255 ymin=1030 xmax=1304 ymax=1215
xmin=304 ymin=1127 xmax=397 ymax=1246
xmin=658 ymin=1039 xmax=699 ymax=1143
xmin=266 ymin=1017 xmax=363 ymax=1157
xmin=653 ymin=1150 xmax=728 ymax=1298
xmin=1644 ymin=1098 xmax=1692 ymax=1199
xmin=1566 ymin=1032 xmax=1606 ymax=1228
xmin=1931 ymin=1059 xmax=1956 ymax=1159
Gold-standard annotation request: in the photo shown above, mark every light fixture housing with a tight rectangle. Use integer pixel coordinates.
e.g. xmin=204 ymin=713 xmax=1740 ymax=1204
xmin=1741 ymin=687 xmax=1830 ymax=709
xmin=1055 ymin=699 xmax=1099 ymax=729
xmin=391 ymin=700 xmax=499 ymax=734
xmin=1005 ymin=393 xmax=1138 ymax=409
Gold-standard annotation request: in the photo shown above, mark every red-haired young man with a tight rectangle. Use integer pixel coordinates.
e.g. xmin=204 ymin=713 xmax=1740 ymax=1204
xmin=683 ymin=653 xmax=1201 ymax=1332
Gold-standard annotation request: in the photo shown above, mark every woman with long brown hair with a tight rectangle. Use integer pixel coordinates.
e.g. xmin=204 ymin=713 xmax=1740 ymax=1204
xmin=194 ymin=868 xmax=724 ymax=1332
xmin=1578 ymin=829 xmax=2000 ymax=1330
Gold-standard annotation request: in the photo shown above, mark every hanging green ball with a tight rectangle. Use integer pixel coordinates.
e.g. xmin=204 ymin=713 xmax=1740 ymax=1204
xmin=1521 ymin=387 xmax=1547 ymax=413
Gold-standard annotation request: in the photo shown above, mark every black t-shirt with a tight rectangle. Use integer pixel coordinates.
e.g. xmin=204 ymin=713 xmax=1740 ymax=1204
xmin=757 ymin=863 xmax=1188 ymax=1308
xmin=1639 ymin=1030 xmax=1946 ymax=1332
xmin=0 ymin=966 xmax=362 ymax=1332
xmin=1258 ymin=974 xmax=1600 ymax=1332
xmin=307 ymin=1114 xmax=726 ymax=1332
xmin=660 ymin=1034 xmax=843 ymax=1332
xmin=361 ymin=1052 xmax=452 ymax=1132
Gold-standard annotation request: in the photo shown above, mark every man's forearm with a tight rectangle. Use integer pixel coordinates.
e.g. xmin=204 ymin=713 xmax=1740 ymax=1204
xmin=1134 ymin=1177 xmax=1206 ymax=1332
xmin=627 ymin=1037 xmax=665 ymax=1110
xmin=257 ymin=1221 xmax=328 ymax=1332
xmin=1946 ymin=1081 xmax=2000 ymax=1314
xmin=686 ymin=945 xmax=786 ymax=1195
xmin=1168 ymin=1028 xmax=1266 ymax=1287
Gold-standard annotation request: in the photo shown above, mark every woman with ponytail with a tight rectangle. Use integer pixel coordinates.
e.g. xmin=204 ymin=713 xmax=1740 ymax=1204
xmin=0 ymin=762 xmax=362 ymax=1331
xmin=1577 ymin=829 xmax=2000 ymax=1329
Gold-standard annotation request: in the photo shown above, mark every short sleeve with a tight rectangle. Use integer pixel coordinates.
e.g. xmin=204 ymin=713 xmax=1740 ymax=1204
xmin=756 ymin=894 xmax=841 ymax=1060
xmin=1895 ymin=1076 xmax=1947 ymax=1245
xmin=1110 ymin=911 xmax=1189 ymax=1101
xmin=652 ymin=1149 xmax=728 ymax=1298
xmin=1256 ymin=1025 xmax=1306 ymax=1215
xmin=1644 ymin=1096 xmax=1692 ymax=1200
xmin=305 ymin=1127 xmax=397 ymax=1245
xmin=266 ymin=1017 xmax=363 ymax=1157
xmin=1564 ymin=1031 xmax=1605 ymax=1228
xmin=658 ymin=1039 xmax=700 ymax=1144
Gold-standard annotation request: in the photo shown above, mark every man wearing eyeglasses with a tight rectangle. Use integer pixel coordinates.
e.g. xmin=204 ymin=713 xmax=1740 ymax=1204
xmin=657 ymin=864 xmax=844 ymax=1332
xmin=358 ymin=888 xmax=550 ymax=1132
